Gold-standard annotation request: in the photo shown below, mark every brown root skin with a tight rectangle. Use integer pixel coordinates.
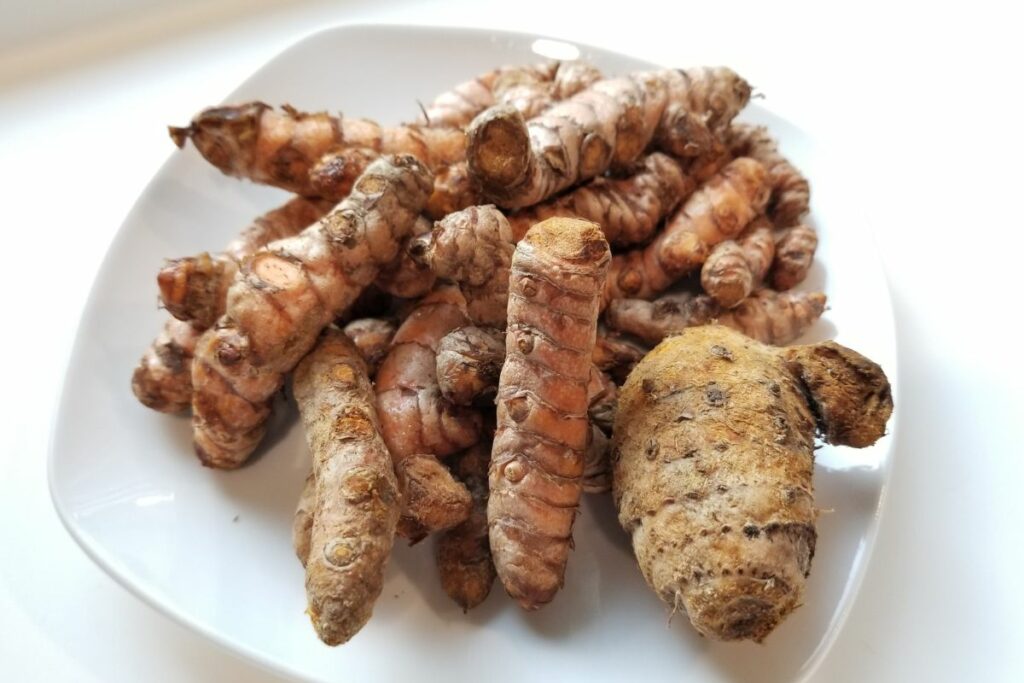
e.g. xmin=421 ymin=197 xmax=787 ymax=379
xmin=308 ymin=147 xmax=381 ymax=202
xmin=172 ymin=102 xmax=462 ymax=195
xmin=374 ymin=216 xmax=437 ymax=299
xmin=592 ymin=331 xmax=650 ymax=383
xmin=583 ymin=425 xmax=611 ymax=494
xmin=342 ymin=317 xmax=397 ymax=375
xmin=421 ymin=62 xmax=561 ymax=129
xmin=603 ymin=158 xmax=769 ymax=305
xmin=587 ymin=366 xmax=618 ymax=434
xmin=132 ymin=318 xmax=199 ymax=413
xmin=489 ymin=217 xmax=610 ymax=610
xmin=613 ymin=326 xmax=891 ymax=641
xmin=437 ymin=441 xmax=497 ymax=611
xmin=727 ymin=123 xmax=810 ymax=226
xmin=507 ymin=153 xmax=694 ymax=247
xmin=293 ymin=329 xmax=400 ymax=646
xmin=293 ymin=472 xmax=315 ymax=567
xmin=783 ymin=342 xmax=893 ymax=448
xmin=375 ymin=287 xmax=480 ymax=538
xmin=190 ymin=155 xmax=432 ymax=469
xmin=771 ymin=224 xmax=818 ymax=291
xmin=436 ymin=326 xmax=505 ymax=406
xmin=605 ymin=289 xmax=826 ymax=347
xmin=425 ymin=162 xmax=481 ymax=220
xmin=701 ymin=217 xmax=776 ymax=308
xmin=413 ymin=205 xmax=515 ymax=327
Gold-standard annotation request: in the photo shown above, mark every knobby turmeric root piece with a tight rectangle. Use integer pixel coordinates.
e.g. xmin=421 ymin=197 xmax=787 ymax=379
xmin=604 ymin=158 xmax=770 ymax=304
xmin=436 ymin=325 xmax=506 ymax=407
xmin=613 ymin=326 xmax=891 ymax=641
xmin=701 ymin=217 xmax=776 ymax=308
xmin=170 ymin=103 xmax=462 ymax=193
xmin=308 ymin=147 xmax=381 ymax=202
xmin=727 ymin=123 xmax=810 ymax=226
xmin=131 ymin=318 xmax=200 ymax=413
xmin=488 ymin=217 xmax=610 ymax=609
xmin=605 ymin=288 xmax=827 ymax=346
xmin=374 ymin=216 xmax=437 ymax=299
xmin=412 ymin=204 xmax=515 ymax=327
xmin=293 ymin=329 xmax=401 ymax=646
xmin=771 ymin=223 xmax=818 ymax=290
xmin=507 ymin=152 xmax=695 ymax=246
xmin=341 ymin=317 xmax=398 ymax=375
xmin=592 ymin=331 xmax=650 ymax=382
xmin=582 ymin=425 xmax=612 ymax=495
xmin=421 ymin=63 xmax=559 ymax=129
xmin=467 ymin=68 xmax=749 ymax=209
xmin=158 ymin=197 xmax=332 ymax=328
xmin=437 ymin=440 xmax=497 ymax=611
xmin=375 ymin=287 xmax=480 ymax=540
xmin=190 ymin=155 xmax=432 ymax=469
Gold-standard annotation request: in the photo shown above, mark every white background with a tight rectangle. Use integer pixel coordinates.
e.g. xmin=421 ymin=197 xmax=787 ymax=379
xmin=1 ymin=1 xmax=1021 ymax=681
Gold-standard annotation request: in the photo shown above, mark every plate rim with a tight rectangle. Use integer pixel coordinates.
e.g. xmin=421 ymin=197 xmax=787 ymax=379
xmin=47 ymin=21 xmax=900 ymax=683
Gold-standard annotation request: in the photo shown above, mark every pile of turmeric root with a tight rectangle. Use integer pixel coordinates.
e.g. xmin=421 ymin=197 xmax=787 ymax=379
xmin=132 ymin=59 xmax=893 ymax=646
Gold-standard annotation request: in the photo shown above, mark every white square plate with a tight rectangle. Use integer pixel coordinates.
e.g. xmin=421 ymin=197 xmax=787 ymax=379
xmin=49 ymin=24 xmax=897 ymax=683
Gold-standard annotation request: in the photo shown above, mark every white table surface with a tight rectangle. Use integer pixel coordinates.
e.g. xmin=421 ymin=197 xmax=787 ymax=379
xmin=1 ymin=1 xmax=1021 ymax=681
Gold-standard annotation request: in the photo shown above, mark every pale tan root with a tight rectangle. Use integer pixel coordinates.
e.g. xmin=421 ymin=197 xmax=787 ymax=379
xmin=488 ymin=217 xmax=610 ymax=610
xmin=613 ymin=326 xmax=891 ymax=641
xmin=604 ymin=158 xmax=770 ymax=305
xmin=308 ymin=147 xmax=381 ymax=202
xmin=190 ymin=155 xmax=432 ymax=469
xmin=421 ymin=62 xmax=560 ymax=129
xmin=437 ymin=441 xmax=497 ymax=611
xmin=294 ymin=329 xmax=400 ymax=646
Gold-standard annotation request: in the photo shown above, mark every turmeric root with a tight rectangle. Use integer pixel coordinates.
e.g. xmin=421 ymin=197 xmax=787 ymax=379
xmin=604 ymin=158 xmax=769 ymax=304
xmin=190 ymin=155 xmax=432 ymax=469
xmin=507 ymin=152 xmax=694 ymax=246
xmin=436 ymin=325 xmax=506 ymax=406
xmin=437 ymin=441 xmax=496 ymax=611
xmin=421 ymin=63 xmax=559 ymax=129
xmin=592 ymin=331 xmax=649 ymax=382
xmin=425 ymin=162 xmax=481 ymax=220
xmin=771 ymin=223 xmax=818 ymax=291
xmin=700 ymin=217 xmax=776 ymax=308
xmin=586 ymin=366 xmax=618 ymax=433
xmin=341 ymin=317 xmax=397 ymax=375
xmin=158 ymin=197 xmax=331 ymax=327
xmin=131 ymin=318 xmax=200 ymax=413
xmin=293 ymin=472 xmax=315 ymax=566
xmin=467 ymin=68 xmax=749 ymax=209
xmin=411 ymin=205 xmax=515 ymax=327
xmin=374 ymin=216 xmax=437 ymax=298
xmin=170 ymin=103 xmax=462 ymax=194
xmin=583 ymin=425 xmax=611 ymax=494
xmin=606 ymin=288 xmax=827 ymax=346
xmin=613 ymin=325 xmax=891 ymax=641
xmin=293 ymin=328 xmax=401 ymax=646
xmin=727 ymin=124 xmax=810 ymax=226
xmin=375 ymin=287 xmax=480 ymax=540
xmin=308 ymin=147 xmax=381 ymax=202
xmin=488 ymin=217 xmax=610 ymax=609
